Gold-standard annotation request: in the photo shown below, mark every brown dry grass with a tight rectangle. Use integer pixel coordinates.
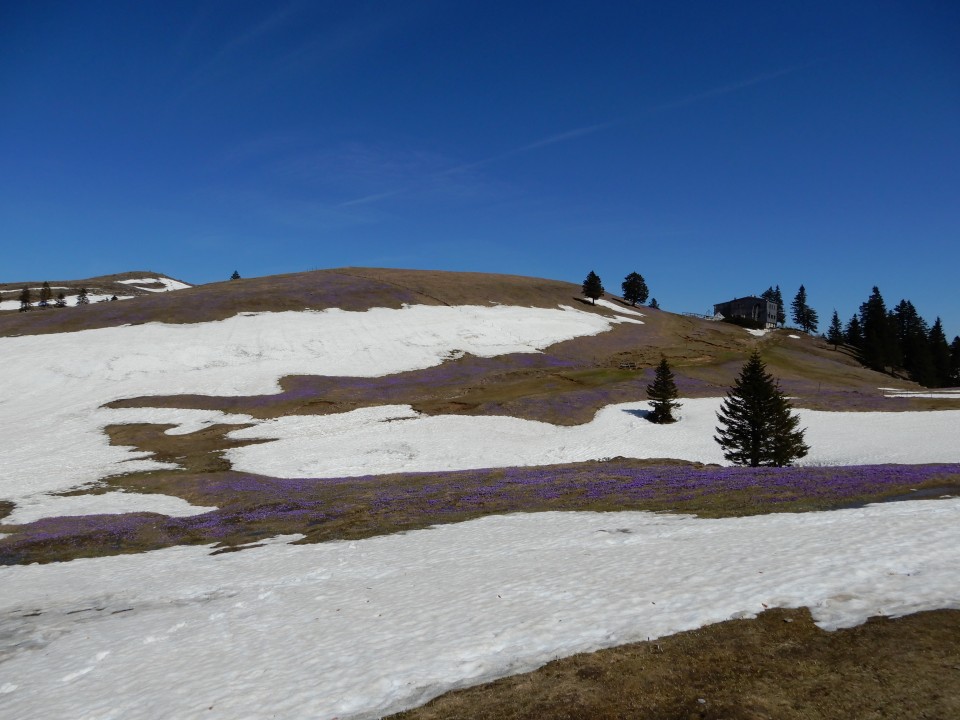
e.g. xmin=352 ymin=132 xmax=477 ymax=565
xmin=390 ymin=607 xmax=960 ymax=720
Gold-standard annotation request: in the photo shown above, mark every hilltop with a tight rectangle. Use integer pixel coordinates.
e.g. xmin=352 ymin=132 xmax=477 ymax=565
xmin=1 ymin=267 xmax=952 ymax=418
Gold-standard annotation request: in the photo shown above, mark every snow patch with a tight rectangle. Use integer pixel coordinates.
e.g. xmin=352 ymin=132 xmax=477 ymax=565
xmin=593 ymin=298 xmax=646 ymax=320
xmin=4 ymin=493 xmax=216 ymax=525
xmin=226 ymin=399 xmax=960 ymax=478
xmin=881 ymin=387 xmax=960 ymax=399
xmin=1 ymin=500 xmax=958 ymax=719
xmin=745 ymin=328 xmax=771 ymax=337
xmin=0 ymin=305 xmax=631 ymax=517
xmin=117 ymin=277 xmax=191 ymax=291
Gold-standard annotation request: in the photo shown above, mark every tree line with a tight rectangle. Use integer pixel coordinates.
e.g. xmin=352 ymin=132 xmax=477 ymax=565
xmin=759 ymin=283 xmax=958 ymax=387
xmin=12 ymin=282 xmax=107 ymax=311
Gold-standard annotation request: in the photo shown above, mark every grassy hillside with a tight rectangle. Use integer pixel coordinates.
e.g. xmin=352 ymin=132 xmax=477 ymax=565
xmin=4 ymin=266 xmax=942 ymax=419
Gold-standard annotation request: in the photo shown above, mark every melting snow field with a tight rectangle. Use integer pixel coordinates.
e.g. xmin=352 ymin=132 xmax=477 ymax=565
xmin=0 ymin=305 xmax=631 ymax=519
xmin=1 ymin=500 xmax=958 ymax=719
xmin=225 ymin=399 xmax=960 ymax=478
xmin=3 ymin=304 xmax=960 ymax=719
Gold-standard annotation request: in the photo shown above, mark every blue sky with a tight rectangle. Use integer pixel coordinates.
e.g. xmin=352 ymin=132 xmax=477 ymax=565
xmin=2 ymin=1 xmax=958 ymax=336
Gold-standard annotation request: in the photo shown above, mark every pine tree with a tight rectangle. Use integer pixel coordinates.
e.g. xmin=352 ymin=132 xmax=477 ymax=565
xmin=581 ymin=271 xmax=604 ymax=305
xmin=845 ymin=314 xmax=863 ymax=349
xmin=621 ymin=272 xmax=648 ymax=306
xmin=231 ymin=270 xmax=241 ymax=280
xmin=39 ymin=281 xmax=52 ymax=308
xmin=646 ymin=356 xmax=681 ymax=424
xmin=772 ymin=286 xmax=785 ymax=326
xmin=928 ymin=318 xmax=952 ymax=387
xmin=761 ymin=286 xmax=785 ymax=327
xmin=18 ymin=287 xmax=31 ymax=312
xmin=892 ymin=300 xmax=933 ymax=386
xmin=860 ymin=287 xmax=895 ymax=372
xmin=648 ymin=298 xmax=659 ymax=309
xmin=790 ymin=285 xmax=818 ymax=333
xmin=54 ymin=292 xmax=67 ymax=308
xmin=76 ymin=288 xmax=89 ymax=306
xmin=949 ymin=336 xmax=960 ymax=386
xmin=714 ymin=351 xmax=809 ymax=467
xmin=827 ymin=310 xmax=844 ymax=349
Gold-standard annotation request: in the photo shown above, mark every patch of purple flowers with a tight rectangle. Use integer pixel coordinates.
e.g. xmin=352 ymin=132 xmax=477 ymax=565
xmin=3 ymin=462 xmax=958 ymax=565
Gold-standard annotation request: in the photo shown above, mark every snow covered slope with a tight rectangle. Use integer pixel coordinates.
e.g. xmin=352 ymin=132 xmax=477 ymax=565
xmin=1 ymin=500 xmax=957 ymax=719
xmin=0 ymin=304 xmax=634 ymax=520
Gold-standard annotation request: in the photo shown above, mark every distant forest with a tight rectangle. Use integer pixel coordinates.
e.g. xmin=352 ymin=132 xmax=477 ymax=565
xmin=761 ymin=284 xmax=959 ymax=389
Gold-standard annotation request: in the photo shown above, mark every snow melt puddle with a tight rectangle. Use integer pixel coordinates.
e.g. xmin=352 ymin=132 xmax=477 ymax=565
xmin=225 ymin=398 xmax=960 ymax=479
xmin=1 ymin=499 xmax=958 ymax=719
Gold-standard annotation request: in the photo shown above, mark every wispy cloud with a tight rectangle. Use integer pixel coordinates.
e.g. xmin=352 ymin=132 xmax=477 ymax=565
xmin=190 ymin=1 xmax=302 ymax=82
xmin=336 ymin=64 xmax=809 ymax=207
xmin=645 ymin=63 xmax=814 ymax=115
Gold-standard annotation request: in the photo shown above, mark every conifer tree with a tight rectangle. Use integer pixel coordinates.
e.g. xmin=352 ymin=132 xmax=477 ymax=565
xmin=761 ymin=286 xmax=785 ymax=327
xmin=76 ymin=288 xmax=89 ymax=305
xmin=646 ymin=356 xmax=681 ymax=424
xmin=54 ymin=292 xmax=67 ymax=308
xmin=581 ymin=271 xmax=604 ymax=305
xmin=790 ymin=285 xmax=818 ymax=333
xmin=39 ymin=281 xmax=52 ymax=308
xmin=18 ymin=287 xmax=31 ymax=312
xmin=231 ymin=270 xmax=241 ymax=280
xmin=949 ymin=336 xmax=960 ymax=386
xmin=648 ymin=298 xmax=659 ymax=309
xmin=928 ymin=318 xmax=952 ymax=387
xmin=845 ymin=314 xmax=863 ymax=349
xmin=892 ymin=300 xmax=933 ymax=386
xmin=774 ymin=286 xmax=785 ymax=326
xmin=621 ymin=272 xmax=648 ymax=306
xmin=860 ymin=287 xmax=895 ymax=372
xmin=714 ymin=351 xmax=809 ymax=467
xmin=827 ymin=310 xmax=844 ymax=349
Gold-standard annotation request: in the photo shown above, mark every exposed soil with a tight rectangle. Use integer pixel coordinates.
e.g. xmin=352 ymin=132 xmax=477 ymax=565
xmin=389 ymin=606 xmax=960 ymax=720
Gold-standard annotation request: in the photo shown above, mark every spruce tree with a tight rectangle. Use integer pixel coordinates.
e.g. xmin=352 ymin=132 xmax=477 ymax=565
xmin=827 ymin=310 xmax=844 ymax=349
xmin=928 ymin=318 xmax=952 ymax=387
xmin=621 ymin=272 xmax=648 ymax=306
xmin=18 ymin=287 xmax=31 ymax=312
xmin=761 ymin=286 xmax=785 ymax=327
xmin=231 ymin=270 xmax=241 ymax=280
xmin=39 ymin=281 xmax=52 ymax=308
xmin=648 ymin=298 xmax=659 ymax=309
xmin=949 ymin=336 xmax=960 ymax=386
xmin=845 ymin=314 xmax=863 ymax=349
xmin=714 ymin=351 xmax=809 ymax=467
xmin=54 ymin=292 xmax=67 ymax=308
xmin=860 ymin=287 xmax=895 ymax=372
xmin=892 ymin=300 xmax=933 ymax=386
xmin=772 ymin=286 xmax=785 ymax=326
xmin=646 ymin=356 xmax=681 ymax=424
xmin=581 ymin=271 xmax=604 ymax=305
xmin=76 ymin=288 xmax=89 ymax=305
xmin=790 ymin=285 xmax=818 ymax=333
